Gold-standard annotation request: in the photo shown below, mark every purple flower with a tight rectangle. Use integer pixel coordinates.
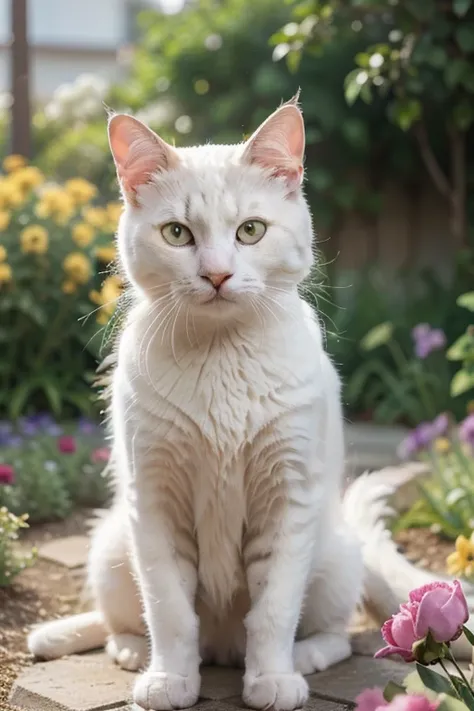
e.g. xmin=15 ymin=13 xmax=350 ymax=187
xmin=412 ymin=323 xmax=446 ymax=359
xmin=459 ymin=414 xmax=474 ymax=447
xmin=18 ymin=416 xmax=39 ymax=436
xmin=78 ymin=417 xmax=98 ymax=435
xmin=398 ymin=413 xmax=449 ymax=460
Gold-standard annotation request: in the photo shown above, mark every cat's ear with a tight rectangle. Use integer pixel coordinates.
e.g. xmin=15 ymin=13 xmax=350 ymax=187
xmin=242 ymin=101 xmax=305 ymax=190
xmin=108 ymin=114 xmax=179 ymax=202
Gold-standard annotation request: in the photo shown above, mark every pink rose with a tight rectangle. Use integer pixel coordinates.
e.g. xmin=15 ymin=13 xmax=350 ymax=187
xmin=0 ymin=464 xmax=14 ymax=484
xmin=355 ymin=690 xmax=437 ymax=711
xmin=355 ymin=688 xmax=387 ymax=711
xmin=91 ymin=447 xmax=110 ymax=464
xmin=389 ymin=696 xmax=438 ymax=711
xmin=375 ymin=581 xmax=469 ymax=661
xmin=57 ymin=435 xmax=77 ymax=454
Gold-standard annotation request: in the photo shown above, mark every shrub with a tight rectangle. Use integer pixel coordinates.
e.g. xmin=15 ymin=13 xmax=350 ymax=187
xmin=0 ymin=506 xmax=37 ymax=587
xmin=0 ymin=415 xmax=112 ymax=523
xmin=0 ymin=157 xmax=124 ymax=418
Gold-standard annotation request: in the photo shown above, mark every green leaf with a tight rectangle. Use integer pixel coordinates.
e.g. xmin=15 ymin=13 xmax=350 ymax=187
xmin=463 ymin=625 xmax=474 ymax=645
xmin=344 ymin=71 xmax=364 ymax=106
xmin=447 ymin=333 xmax=474 ymax=361
xmin=451 ymin=369 xmax=474 ymax=396
xmin=456 ymin=25 xmax=474 ymax=53
xmin=454 ymin=0 xmax=472 ymax=16
xmin=9 ymin=381 xmax=34 ymax=420
xmin=392 ymin=99 xmax=422 ymax=131
xmin=383 ymin=682 xmax=406 ymax=702
xmin=438 ymin=695 xmax=473 ymax=711
xmin=361 ymin=322 xmax=394 ymax=351
xmin=404 ymin=670 xmax=438 ymax=700
xmin=457 ymin=292 xmax=474 ymax=311
xmin=445 ymin=59 xmax=470 ymax=89
xmin=416 ymin=663 xmax=457 ymax=697
xmin=41 ymin=381 xmax=62 ymax=416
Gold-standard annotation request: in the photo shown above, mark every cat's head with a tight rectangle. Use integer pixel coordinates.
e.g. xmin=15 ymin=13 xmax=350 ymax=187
xmin=108 ymin=99 xmax=314 ymax=321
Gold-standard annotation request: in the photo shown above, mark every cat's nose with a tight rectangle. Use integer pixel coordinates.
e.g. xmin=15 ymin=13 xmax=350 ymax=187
xmin=202 ymin=272 xmax=233 ymax=289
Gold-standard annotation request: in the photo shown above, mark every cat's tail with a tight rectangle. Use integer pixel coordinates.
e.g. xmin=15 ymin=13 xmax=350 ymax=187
xmin=28 ymin=611 xmax=107 ymax=660
xmin=343 ymin=464 xmax=474 ymax=659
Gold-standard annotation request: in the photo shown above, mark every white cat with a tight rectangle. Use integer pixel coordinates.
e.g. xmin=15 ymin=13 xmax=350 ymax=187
xmin=28 ymin=99 xmax=363 ymax=711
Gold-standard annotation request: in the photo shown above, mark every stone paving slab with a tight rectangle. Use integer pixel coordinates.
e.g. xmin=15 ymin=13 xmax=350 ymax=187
xmin=38 ymin=536 xmax=90 ymax=569
xmin=306 ymin=656 xmax=406 ymax=704
xmin=10 ymin=650 xmax=406 ymax=711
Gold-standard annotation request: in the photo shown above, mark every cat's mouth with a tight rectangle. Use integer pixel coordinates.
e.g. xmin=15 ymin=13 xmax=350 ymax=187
xmin=202 ymin=291 xmax=234 ymax=306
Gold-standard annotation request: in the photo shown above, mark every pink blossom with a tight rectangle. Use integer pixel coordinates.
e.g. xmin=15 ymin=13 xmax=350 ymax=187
xmin=375 ymin=580 xmax=468 ymax=661
xmin=355 ymin=691 xmax=438 ymax=711
xmin=91 ymin=447 xmax=110 ymax=464
xmin=57 ymin=435 xmax=77 ymax=454
xmin=389 ymin=696 xmax=438 ymax=711
xmin=355 ymin=688 xmax=387 ymax=711
xmin=0 ymin=463 xmax=14 ymax=484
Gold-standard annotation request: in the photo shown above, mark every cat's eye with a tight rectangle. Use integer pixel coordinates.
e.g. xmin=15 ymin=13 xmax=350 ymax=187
xmin=236 ymin=220 xmax=267 ymax=245
xmin=160 ymin=222 xmax=194 ymax=247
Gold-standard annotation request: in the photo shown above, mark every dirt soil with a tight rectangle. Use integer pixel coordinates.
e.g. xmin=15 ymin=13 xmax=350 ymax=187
xmin=0 ymin=516 xmax=454 ymax=711
xmin=394 ymin=527 xmax=455 ymax=576
xmin=0 ymin=510 xmax=91 ymax=711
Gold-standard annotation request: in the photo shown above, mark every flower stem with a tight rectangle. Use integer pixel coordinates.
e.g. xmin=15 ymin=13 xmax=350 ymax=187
xmin=439 ymin=658 xmax=464 ymax=702
xmin=446 ymin=651 xmax=474 ymax=705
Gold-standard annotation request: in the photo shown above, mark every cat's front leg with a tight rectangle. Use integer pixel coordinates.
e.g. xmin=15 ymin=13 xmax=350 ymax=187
xmin=243 ymin=463 xmax=319 ymax=711
xmin=128 ymin=470 xmax=200 ymax=711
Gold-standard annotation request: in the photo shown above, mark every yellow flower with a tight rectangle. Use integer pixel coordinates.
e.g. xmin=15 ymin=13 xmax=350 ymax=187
xmin=95 ymin=245 xmax=117 ymax=264
xmin=20 ymin=225 xmax=49 ymax=254
xmin=11 ymin=166 xmax=45 ymax=192
xmin=3 ymin=154 xmax=27 ymax=173
xmin=106 ymin=202 xmax=123 ymax=227
xmin=36 ymin=187 xmax=75 ymax=224
xmin=83 ymin=206 xmax=108 ymax=229
xmin=447 ymin=534 xmax=474 ymax=578
xmin=90 ymin=275 xmax=123 ymax=323
xmin=65 ymin=178 xmax=98 ymax=205
xmin=0 ymin=245 xmax=6 ymax=261
xmin=0 ymin=262 xmax=12 ymax=284
xmin=63 ymin=252 xmax=91 ymax=284
xmin=0 ymin=178 xmax=25 ymax=209
xmin=72 ymin=222 xmax=95 ymax=248
xmin=0 ymin=210 xmax=10 ymax=231
xmin=433 ymin=437 xmax=450 ymax=455
xmin=62 ymin=280 xmax=77 ymax=294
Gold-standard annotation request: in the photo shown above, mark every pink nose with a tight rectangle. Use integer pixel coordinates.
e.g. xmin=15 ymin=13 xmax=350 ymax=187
xmin=203 ymin=273 xmax=233 ymax=289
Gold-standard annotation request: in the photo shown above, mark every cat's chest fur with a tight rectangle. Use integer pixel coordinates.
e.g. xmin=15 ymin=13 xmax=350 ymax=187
xmin=120 ymin=312 xmax=321 ymax=611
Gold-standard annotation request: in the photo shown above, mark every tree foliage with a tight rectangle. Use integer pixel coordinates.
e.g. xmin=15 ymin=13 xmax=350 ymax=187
xmin=276 ymin=0 xmax=474 ymax=245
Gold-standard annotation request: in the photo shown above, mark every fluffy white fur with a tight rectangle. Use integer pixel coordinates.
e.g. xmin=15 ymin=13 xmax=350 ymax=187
xmin=28 ymin=102 xmax=363 ymax=711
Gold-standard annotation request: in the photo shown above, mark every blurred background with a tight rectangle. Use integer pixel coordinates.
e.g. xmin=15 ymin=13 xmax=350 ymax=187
xmin=0 ymin=0 xmax=473 ymax=528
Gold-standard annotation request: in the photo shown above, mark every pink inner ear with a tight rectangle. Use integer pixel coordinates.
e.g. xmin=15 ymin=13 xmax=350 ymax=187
xmin=108 ymin=114 xmax=178 ymax=195
xmin=242 ymin=104 xmax=305 ymax=188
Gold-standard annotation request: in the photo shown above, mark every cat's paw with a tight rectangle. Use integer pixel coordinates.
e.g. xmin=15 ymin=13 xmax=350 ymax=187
xmin=106 ymin=633 xmax=148 ymax=671
xmin=293 ymin=634 xmax=351 ymax=674
xmin=243 ymin=672 xmax=308 ymax=711
xmin=133 ymin=670 xmax=200 ymax=710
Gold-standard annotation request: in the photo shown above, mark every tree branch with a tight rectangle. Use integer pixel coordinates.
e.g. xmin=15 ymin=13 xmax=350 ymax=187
xmin=413 ymin=121 xmax=451 ymax=200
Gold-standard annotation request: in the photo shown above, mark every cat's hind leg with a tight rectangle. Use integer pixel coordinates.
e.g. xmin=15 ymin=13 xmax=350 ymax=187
xmin=294 ymin=529 xmax=362 ymax=674
xmin=88 ymin=505 xmax=148 ymax=672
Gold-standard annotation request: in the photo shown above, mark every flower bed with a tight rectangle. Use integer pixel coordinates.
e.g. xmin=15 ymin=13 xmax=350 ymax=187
xmin=0 ymin=156 xmax=124 ymax=419
xmin=0 ymin=414 xmax=111 ymax=525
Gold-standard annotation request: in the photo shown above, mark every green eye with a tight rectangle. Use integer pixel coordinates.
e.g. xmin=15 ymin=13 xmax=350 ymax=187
xmin=236 ymin=220 xmax=267 ymax=245
xmin=160 ymin=222 xmax=194 ymax=246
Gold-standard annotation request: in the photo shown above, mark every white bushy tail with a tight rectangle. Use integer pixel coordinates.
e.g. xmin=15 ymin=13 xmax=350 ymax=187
xmin=28 ymin=611 xmax=107 ymax=660
xmin=343 ymin=465 xmax=474 ymax=659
